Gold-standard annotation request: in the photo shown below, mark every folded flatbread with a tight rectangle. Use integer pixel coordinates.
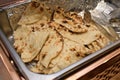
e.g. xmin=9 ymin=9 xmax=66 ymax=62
xmin=18 ymin=1 xmax=52 ymax=25
xmin=48 ymin=38 xmax=85 ymax=74
xmin=14 ymin=25 xmax=32 ymax=53
xmin=38 ymin=29 xmax=63 ymax=68
xmin=14 ymin=25 xmax=49 ymax=62
xmin=54 ymin=10 xmax=88 ymax=33
xmin=50 ymin=22 xmax=105 ymax=45
xmin=21 ymin=31 xmax=49 ymax=62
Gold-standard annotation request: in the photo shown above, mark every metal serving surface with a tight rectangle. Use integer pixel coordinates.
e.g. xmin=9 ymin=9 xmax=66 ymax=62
xmin=0 ymin=0 xmax=120 ymax=80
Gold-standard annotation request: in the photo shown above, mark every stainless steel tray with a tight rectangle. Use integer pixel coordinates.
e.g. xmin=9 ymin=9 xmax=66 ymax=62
xmin=0 ymin=1 xmax=120 ymax=80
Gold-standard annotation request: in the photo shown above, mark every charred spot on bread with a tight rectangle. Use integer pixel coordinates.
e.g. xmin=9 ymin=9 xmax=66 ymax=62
xmin=39 ymin=7 xmax=44 ymax=12
xmin=86 ymin=24 xmax=90 ymax=27
xmin=31 ymin=1 xmax=40 ymax=8
xmin=62 ymin=20 xmax=68 ymax=23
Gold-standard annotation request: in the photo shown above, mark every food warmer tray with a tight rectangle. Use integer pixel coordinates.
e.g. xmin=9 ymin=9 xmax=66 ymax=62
xmin=0 ymin=0 xmax=120 ymax=80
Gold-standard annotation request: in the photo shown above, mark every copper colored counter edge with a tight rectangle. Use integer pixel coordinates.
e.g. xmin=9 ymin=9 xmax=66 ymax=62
xmin=0 ymin=41 xmax=21 ymax=80
xmin=65 ymin=48 xmax=120 ymax=80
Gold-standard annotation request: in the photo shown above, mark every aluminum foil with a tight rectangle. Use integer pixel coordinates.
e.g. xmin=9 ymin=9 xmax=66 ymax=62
xmin=89 ymin=0 xmax=120 ymax=38
xmin=36 ymin=0 xmax=100 ymax=12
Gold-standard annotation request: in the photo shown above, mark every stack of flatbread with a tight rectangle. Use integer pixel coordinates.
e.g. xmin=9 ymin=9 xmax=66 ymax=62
xmin=13 ymin=1 xmax=110 ymax=74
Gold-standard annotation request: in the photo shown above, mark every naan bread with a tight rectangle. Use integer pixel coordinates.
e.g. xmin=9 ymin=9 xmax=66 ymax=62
xmin=30 ymin=66 xmax=42 ymax=73
xmin=14 ymin=25 xmax=49 ymax=62
xmin=54 ymin=10 xmax=88 ymax=33
xmin=27 ymin=20 xmax=50 ymax=31
xmin=48 ymin=38 xmax=88 ymax=74
xmin=14 ymin=25 xmax=32 ymax=53
xmin=48 ymin=35 xmax=109 ymax=74
xmin=18 ymin=1 xmax=52 ymax=25
xmin=50 ymin=22 xmax=103 ymax=45
xmin=37 ymin=29 xmax=63 ymax=68
xmin=21 ymin=31 xmax=49 ymax=62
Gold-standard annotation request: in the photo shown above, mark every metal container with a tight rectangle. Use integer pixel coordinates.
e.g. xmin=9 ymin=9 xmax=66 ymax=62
xmin=0 ymin=0 xmax=120 ymax=80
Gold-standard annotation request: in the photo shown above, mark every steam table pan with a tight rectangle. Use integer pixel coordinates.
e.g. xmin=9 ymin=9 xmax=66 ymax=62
xmin=0 ymin=0 xmax=120 ymax=80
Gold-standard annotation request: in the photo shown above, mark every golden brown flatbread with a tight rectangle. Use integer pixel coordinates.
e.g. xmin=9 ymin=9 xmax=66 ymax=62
xmin=48 ymin=38 xmax=86 ymax=74
xmin=18 ymin=1 xmax=52 ymax=25
xmin=21 ymin=31 xmax=49 ymax=62
xmin=53 ymin=10 xmax=88 ymax=33
xmin=13 ymin=25 xmax=32 ymax=53
xmin=37 ymin=29 xmax=63 ymax=68
xmin=50 ymin=22 xmax=103 ymax=45
xmin=14 ymin=24 xmax=49 ymax=62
